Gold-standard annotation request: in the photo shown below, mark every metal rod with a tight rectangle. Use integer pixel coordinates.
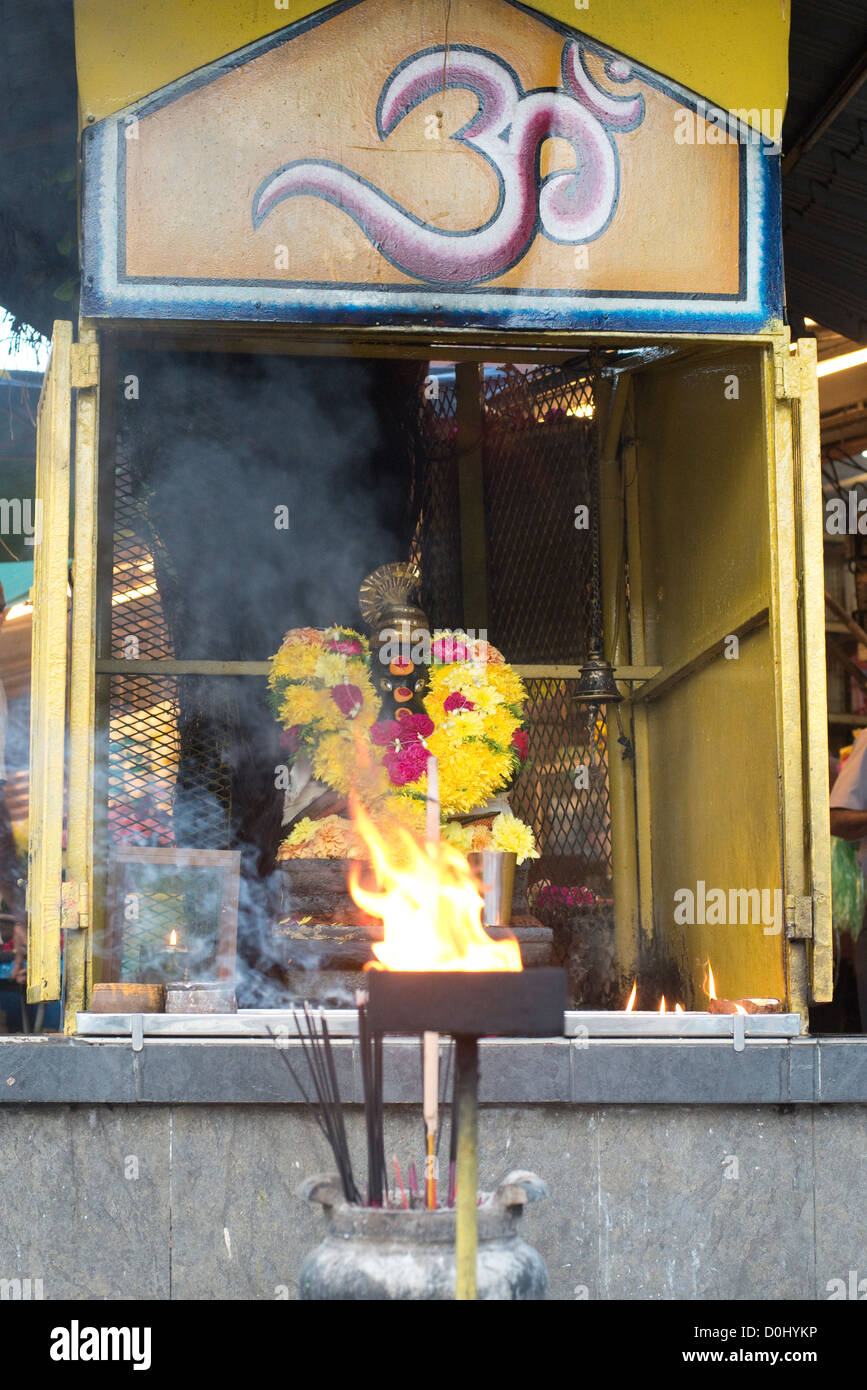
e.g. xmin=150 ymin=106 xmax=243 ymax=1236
xmin=825 ymin=590 xmax=867 ymax=648
xmin=454 ymin=1035 xmax=479 ymax=1301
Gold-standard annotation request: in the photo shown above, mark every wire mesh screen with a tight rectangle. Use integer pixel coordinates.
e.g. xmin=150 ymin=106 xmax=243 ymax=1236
xmin=102 ymin=356 xmax=615 ymax=991
xmin=412 ymin=362 xmax=614 ymax=983
xmin=409 ymin=373 xmax=464 ymax=628
xmin=483 ymin=365 xmax=595 ymax=663
xmin=110 ymin=463 xmax=172 ymax=660
xmin=107 ymin=450 xmax=238 ymax=857
xmin=107 ymin=674 xmax=237 ymax=853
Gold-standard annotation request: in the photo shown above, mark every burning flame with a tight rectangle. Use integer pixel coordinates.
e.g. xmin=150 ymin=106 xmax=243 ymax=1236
xmin=624 ymin=981 xmax=637 ymax=1012
xmin=734 ymin=1003 xmax=748 ymax=1016
xmin=348 ymin=800 xmax=522 ymax=972
xmin=674 ymin=1003 xmax=684 ymax=1014
xmin=658 ymin=996 xmax=666 ymax=1014
xmin=705 ymin=961 xmax=717 ymax=1000
xmin=168 ymin=930 xmax=177 ymax=947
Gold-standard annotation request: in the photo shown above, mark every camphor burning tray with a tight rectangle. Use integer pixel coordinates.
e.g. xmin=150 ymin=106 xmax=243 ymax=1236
xmin=164 ymin=981 xmax=237 ymax=1014
xmin=365 ymin=967 xmax=566 ymax=1037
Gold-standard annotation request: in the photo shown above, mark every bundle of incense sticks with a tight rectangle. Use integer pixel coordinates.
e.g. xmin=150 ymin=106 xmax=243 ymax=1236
xmin=358 ymin=993 xmax=387 ymax=1205
xmin=423 ymin=754 xmax=440 ymax=1209
xmin=272 ymin=1004 xmax=468 ymax=1210
xmin=270 ymin=1008 xmax=360 ymax=1204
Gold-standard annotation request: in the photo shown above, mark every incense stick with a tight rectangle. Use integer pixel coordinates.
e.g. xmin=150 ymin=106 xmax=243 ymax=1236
xmin=269 ymin=1018 xmax=360 ymax=1204
xmin=392 ymin=1155 xmax=408 ymax=1210
xmin=423 ymin=1031 xmax=438 ymax=1208
xmin=447 ymin=1048 xmax=459 ymax=1206
xmin=424 ymin=754 xmax=440 ymax=1206
xmin=425 ymin=753 xmax=440 ymax=843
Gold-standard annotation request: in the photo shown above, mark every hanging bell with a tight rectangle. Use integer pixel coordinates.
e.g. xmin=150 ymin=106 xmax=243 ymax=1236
xmin=572 ymin=646 xmax=623 ymax=707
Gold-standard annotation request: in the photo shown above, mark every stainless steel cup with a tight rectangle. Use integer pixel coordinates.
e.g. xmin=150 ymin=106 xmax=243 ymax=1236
xmin=467 ymin=850 xmax=517 ymax=927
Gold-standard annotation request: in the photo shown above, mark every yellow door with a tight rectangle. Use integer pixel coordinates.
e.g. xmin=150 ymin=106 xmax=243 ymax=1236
xmin=27 ymin=323 xmax=73 ymax=1002
xmin=771 ymin=335 xmax=832 ymax=1007
xmin=621 ymin=337 xmax=830 ymax=1016
xmin=27 ymin=321 xmax=99 ymax=1020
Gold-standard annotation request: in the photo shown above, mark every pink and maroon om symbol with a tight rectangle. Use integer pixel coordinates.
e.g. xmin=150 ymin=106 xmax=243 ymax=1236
xmin=253 ymin=40 xmax=644 ymax=286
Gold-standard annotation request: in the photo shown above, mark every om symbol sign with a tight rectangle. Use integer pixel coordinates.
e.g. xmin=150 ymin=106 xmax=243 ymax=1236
xmin=253 ymin=40 xmax=644 ymax=287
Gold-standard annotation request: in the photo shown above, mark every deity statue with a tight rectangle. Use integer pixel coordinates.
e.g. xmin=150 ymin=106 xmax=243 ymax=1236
xmin=358 ymin=562 xmax=430 ymax=721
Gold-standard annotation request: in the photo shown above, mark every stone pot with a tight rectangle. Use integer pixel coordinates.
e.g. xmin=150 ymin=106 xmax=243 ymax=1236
xmin=298 ymin=1170 xmax=548 ymax=1300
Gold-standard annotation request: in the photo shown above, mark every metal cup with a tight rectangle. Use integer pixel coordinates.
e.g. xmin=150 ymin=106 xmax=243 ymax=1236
xmin=467 ymin=850 xmax=517 ymax=927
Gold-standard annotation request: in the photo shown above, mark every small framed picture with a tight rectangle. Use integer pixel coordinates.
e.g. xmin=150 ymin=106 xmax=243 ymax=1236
xmin=103 ymin=847 xmax=241 ymax=984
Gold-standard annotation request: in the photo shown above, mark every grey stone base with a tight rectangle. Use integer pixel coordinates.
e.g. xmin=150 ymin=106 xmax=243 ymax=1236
xmin=0 ymin=1101 xmax=863 ymax=1300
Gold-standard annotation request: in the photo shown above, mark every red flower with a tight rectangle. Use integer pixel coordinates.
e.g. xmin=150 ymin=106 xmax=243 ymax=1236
xmin=330 ymin=684 xmax=364 ymax=718
xmin=511 ymin=728 xmax=529 ymax=762
xmin=372 ymin=713 xmax=433 ymax=743
xmin=280 ymin=726 xmax=302 ymax=753
xmin=384 ymin=741 xmax=429 ymax=785
xmin=399 ymin=712 xmax=434 ymax=739
xmin=443 ymin=691 xmax=475 ymax=714
xmin=328 ymin=637 xmax=363 ymax=655
xmin=371 ymin=719 xmax=402 ymax=746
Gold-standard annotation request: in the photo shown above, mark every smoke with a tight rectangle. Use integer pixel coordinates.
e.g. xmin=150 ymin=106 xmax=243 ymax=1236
xmin=103 ymin=350 xmax=425 ymax=1004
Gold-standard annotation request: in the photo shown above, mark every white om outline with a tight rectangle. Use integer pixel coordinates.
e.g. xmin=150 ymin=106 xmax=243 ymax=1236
xmin=253 ymin=40 xmax=644 ymax=286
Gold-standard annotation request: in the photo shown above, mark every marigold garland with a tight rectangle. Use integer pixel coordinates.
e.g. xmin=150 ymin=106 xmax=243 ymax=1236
xmin=268 ymin=625 xmax=535 ymax=855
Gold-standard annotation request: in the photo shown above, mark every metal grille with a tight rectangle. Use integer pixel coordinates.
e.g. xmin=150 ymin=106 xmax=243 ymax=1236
xmin=511 ymin=678 xmax=611 ymax=896
xmin=483 ymin=365 xmax=595 ymax=663
xmin=110 ymin=463 xmax=172 ymax=660
xmin=108 ymin=674 xmax=178 ymax=848
xmin=411 ymin=361 xmax=614 ymax=984
xmin=106 ymin=672 xmax=238 ymax=853
xmin=103 ymin=357 xmax=615 ymax=992
xmin=409 ymin=373 xmax=463 ymax=629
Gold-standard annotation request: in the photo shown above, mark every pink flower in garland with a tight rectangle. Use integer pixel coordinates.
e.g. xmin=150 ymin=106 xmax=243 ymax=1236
xmin=371 ymin=719 xmax=402 ymax=746
xmin=443 ymin=691 xmax=475 ymax=714
xmin=371 ymin=714 xmax=433 ymax=745
xmin=370 ymin=713 xmax=434 ymax=785
xmin=384 ymin=741 xmax=429 ymax=785
xmin=280 ymin=725 xmax=302 ymax=753
xmin=328 ymin=637 xmax=363 ymax=655
xmin=330 ymin=684 xmax=364 ymax=718
xmin=432 ymin=635 xmax=470 ymax=663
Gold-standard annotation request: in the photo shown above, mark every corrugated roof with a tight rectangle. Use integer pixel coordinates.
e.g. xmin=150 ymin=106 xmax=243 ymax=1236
xmin=783 ymin=0 xmax=867 ymax=344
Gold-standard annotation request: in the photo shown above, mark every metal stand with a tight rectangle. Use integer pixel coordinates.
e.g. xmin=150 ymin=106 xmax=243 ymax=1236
xmin=454 ymin=1035 xmax=479 ymax=1301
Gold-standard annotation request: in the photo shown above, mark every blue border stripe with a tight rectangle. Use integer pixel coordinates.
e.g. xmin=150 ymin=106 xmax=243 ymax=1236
xmin=80 ymin=4 xmax=783 ymax=334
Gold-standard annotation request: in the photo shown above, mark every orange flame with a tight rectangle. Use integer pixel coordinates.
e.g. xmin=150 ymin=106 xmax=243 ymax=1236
xmin=674 ymin=1003 xmax=684 ymax=1014
xmin=348 ymin=800 xmax=522 ymax=972
xmin=658 ymin=995 xmax=666 ymax=1014
xmin=168 ymin=930 xmax=177 ymax=947
xmin=734 ymin=1003 xmax=748 ymax=1016
xmin=624 ymin=981 xmax=637 ymax=1012
xmin=705 ymin=961 xmax=717 ymax=1000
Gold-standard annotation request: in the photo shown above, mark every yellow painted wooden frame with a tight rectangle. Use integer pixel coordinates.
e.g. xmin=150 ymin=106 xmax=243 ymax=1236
xmin=27 ymin=323 xmax=72 ymax=1002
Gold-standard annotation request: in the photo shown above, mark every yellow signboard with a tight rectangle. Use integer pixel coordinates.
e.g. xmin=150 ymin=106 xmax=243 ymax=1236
xmin=81 ymin=0 xmax=782 ymax=332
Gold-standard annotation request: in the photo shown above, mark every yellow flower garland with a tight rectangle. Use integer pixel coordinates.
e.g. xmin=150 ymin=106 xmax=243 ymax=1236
xmin=269 ymin=625 xmax=536 ymax=856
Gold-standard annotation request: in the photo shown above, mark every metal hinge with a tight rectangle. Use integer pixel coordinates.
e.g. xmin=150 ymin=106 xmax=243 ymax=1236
xmin=60 ymin=881 xmax=90 ymax=932
xmin=786 ymin=893 xmax=813 ymax=939
xmin=774 ymin=346 xmax=803 ymax=401
xmin=69 ymin=341 xmax=99 ymax=389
